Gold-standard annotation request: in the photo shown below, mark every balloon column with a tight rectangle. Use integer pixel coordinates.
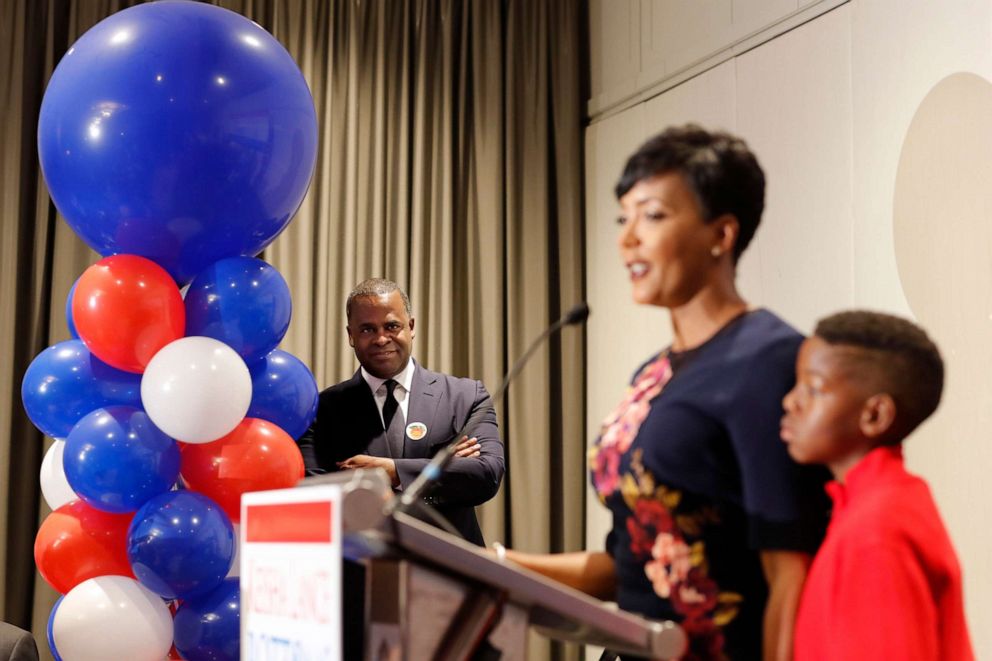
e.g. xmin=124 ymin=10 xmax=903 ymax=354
xmin=24 ymin=3 xmax=319 ymax=660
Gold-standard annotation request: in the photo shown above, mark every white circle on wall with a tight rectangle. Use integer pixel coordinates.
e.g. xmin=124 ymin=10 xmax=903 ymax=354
xmin=893 ymin=71 xmax=992 ymax=353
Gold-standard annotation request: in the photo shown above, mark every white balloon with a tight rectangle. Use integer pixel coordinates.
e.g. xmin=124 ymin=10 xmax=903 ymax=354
xmin=226 ymin=523 xmax=241 ymax=578
xmin=40 ymin=439 xmax=76 ymax=511
xmin=141 ymin=336 xmax=251 ymax=443
xmin=53 ymin=575 xmax=172 ymax=661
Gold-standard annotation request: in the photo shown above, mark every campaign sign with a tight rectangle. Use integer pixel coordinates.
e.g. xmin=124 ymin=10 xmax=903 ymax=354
xmin=241 ymin=485 xmax=342 ymax=660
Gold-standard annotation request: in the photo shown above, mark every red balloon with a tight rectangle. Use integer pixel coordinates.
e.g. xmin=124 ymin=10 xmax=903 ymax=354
xmin=180 ymin=418 xmax=305 ymax=523
xmin=72 ymin=254 xmax=184 ymax=373
xmin=34 ymin=500 xmax=135 ymax=594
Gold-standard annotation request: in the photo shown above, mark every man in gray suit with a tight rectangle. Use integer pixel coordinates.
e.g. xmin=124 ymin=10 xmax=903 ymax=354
xmin=297 ymin=278 xmax=504 ymax=546
xmin=0 ymin=622 xmax=38 ymax=661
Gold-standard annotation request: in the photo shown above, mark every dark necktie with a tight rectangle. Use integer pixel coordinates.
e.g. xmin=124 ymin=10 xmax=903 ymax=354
xmin=382 ymin=379 xmax=399 ymax=430
xmin=382 ymin=379 xmax=405 ymax=458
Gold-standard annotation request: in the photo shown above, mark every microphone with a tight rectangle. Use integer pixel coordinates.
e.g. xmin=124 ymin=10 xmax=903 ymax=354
xmin=388 ymin=302 xmax=590 ymax=517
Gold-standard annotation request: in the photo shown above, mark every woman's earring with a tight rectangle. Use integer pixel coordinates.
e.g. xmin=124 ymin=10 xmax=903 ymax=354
xmin=711 ymin=246 xmax=722 ymax=258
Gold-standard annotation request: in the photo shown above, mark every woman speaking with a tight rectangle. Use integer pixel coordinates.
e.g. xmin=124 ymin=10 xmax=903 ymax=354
xmin=505 ymin=126 xmax=829 ymax=660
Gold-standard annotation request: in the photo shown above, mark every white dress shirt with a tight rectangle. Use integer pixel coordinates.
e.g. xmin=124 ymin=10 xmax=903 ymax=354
xmin=360 ymin=358 xmax=415 ymax=428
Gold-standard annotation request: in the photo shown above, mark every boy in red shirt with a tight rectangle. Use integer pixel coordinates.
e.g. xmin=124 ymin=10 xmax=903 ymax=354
xmin=780 ymin=310 xmax=974 ymax=660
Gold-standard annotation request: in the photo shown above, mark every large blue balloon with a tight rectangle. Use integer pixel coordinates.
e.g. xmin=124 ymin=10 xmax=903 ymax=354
xmin=22 ymin=340 xmax=142 ymax=438
xmin=247 ymin=349 xmax=318 ymax=440
xmin=185 ymin=257 xmax=292 ymax=363
xmin=64 ymin=406 xmax=180 ymax=513
xmin=128 ymin=491 xmax=235 ymax=600
xmin=174 ymin=578 xmax=240 ymax=661
xmin=38 ymin=1 xmax=318 ymax=284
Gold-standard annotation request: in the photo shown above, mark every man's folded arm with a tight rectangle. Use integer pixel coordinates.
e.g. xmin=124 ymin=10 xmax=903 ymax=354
xmin=394 ymin=381 xmax=504 ymax=506
xmin=296 ymin=419 xmax=328 ymax=476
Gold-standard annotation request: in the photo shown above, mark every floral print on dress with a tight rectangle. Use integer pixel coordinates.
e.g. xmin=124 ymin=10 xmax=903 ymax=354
xmin=619 ymin=448 xmax=742 ymax=659
xmin=620 ymin=450 xmax=742 ymax=661
xmin=589 ymin=353 xmax=672 ymax=499
xmin=644 ymin=532 xmax=692 ymax=598
xmin=590 ymin=353 xmax=743 ymax=661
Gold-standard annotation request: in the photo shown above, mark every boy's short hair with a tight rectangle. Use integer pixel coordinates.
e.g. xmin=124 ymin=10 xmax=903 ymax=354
xmin=615 ymin=124 xmax=765 ymax=262
xmin=815 ymin=310 xmax=944 ymax=441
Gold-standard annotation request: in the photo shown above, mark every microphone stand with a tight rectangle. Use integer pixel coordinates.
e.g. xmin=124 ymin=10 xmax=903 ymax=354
xmin=385 ymin=302 xmax=590 ymax=519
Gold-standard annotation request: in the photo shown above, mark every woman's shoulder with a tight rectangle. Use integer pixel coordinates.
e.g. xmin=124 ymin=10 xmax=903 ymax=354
xmin=630 ymin=311 xmax=802 ymax=382
xmin=735 ymin=308 xmax=803 ymax=344
xmin=704 ymin=308 xmax=803 ymax=368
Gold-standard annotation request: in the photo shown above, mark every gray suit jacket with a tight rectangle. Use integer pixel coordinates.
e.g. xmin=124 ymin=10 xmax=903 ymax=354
xmin=297 ymin=360 xmax=504 ymax=546
xmin=0 ymin=623 xmax=38 ymax=661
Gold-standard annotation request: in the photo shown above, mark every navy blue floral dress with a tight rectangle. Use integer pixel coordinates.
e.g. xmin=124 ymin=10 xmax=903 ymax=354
xmin=589 ymin=310 xmax=829 ymax=660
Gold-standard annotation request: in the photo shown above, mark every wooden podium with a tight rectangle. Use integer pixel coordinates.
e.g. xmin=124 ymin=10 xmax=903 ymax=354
xmin=291 ymin=468 xmax=687 ymax=661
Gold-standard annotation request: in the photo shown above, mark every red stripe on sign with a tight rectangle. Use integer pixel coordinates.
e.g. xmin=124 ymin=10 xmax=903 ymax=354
xmin=245 ymin=501 xmax=333 ymax=543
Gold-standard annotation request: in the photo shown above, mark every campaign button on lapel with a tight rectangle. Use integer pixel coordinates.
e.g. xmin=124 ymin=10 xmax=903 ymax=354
xmin=406 ymin=422 xmax=427 ymax=440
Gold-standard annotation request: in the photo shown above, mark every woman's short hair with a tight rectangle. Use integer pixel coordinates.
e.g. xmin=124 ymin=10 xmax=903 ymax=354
xmin=615 ymin=124 xmax=765 ymax=262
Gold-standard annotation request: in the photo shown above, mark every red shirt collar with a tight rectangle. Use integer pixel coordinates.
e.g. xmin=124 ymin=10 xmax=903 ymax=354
xmin=825 ymin=445 xmax=904 ymax=511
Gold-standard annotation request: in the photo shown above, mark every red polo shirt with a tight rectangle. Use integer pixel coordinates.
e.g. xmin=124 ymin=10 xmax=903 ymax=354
xmin=794 ymin=445 xmax=974 ymax=661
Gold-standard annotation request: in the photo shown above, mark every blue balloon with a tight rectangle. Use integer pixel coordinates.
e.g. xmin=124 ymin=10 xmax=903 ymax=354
xmin=65 ymin=278 xmax=80 ymax=340
xmin=128 ymin=491 xmax=235 ymax=600
xmin=174 ymin=578 xmax=240 ymax=661
xmin=247 ymin=349 xmax=318 ymax=440
xmin=185 ymin=257 xmax=292 ymax=363
xmin=64 ymin=406 xmax=180 ymax=513
xmin=38 ymin=1 xmax=318 ymax=284
xmin=22 ymin=340 xmax=142 ymax=438
xmin=47 ymin=595 xmax=64 ymax=661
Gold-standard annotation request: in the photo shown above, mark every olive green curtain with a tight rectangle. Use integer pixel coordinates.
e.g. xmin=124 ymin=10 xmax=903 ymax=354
xmin=0 ymin=1 xmax=586 ymax=659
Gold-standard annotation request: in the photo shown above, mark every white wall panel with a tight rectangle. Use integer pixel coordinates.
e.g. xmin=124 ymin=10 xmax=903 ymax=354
xmin=590 ymin=0 xmax=847 ymax=119
xmin=736 ymin=5 xmax=854 ymax=333
xmin=851 ymin=0 xmax=992 ymax=311
xmin=583 ymin=106 xmax=651 ymax=552
xmin=850 ymin=2 xmax=992 ymax=653
xmin=589 ymin=0 xmax=640 ymax=106
xmin=642 ymin=0 xmax=734 ymax=79
xmin=641 ymin=59 xmax=738 ymax=132
xmin=733 ymin=0 xmax=799 ymax=35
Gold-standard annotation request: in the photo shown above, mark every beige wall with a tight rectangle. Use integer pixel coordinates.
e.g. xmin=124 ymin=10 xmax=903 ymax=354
xmin=588 ymin=0 xmax=847 ymax=118
xmin=585 ymin=1 xmax=992 ymax=657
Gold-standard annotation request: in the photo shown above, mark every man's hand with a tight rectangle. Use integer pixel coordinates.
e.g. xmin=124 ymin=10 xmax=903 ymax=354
xmin=453 ymin=435 xmax=482 ymax=458
xmin=337 ymin=455 xmax=399 ymax=487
